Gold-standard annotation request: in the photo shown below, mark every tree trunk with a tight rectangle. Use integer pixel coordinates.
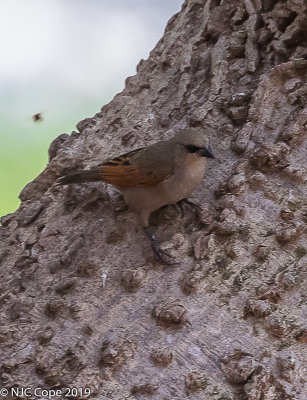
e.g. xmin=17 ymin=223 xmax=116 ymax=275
xmin=1 ymin=1 xmax=306 ymax=399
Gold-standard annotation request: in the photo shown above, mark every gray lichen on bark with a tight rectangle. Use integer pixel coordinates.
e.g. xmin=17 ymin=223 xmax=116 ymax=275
xmin=0 ymin=0 xmax=306 ymax=399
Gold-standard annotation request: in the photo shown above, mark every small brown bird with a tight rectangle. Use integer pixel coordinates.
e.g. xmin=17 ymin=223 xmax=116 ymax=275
xmin=57 ymin=128 xmax=214 ymax=264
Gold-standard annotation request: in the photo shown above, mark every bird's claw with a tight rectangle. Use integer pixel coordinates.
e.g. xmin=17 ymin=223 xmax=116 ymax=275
xmin=143 ymin=227 xmax=179 ymax=266
xmin=150 ymin=241 xmax=179 ymax=266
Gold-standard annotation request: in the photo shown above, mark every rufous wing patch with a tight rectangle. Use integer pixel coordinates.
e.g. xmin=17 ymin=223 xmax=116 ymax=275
xmin=98 ymin=148 xmax=169 ymax=187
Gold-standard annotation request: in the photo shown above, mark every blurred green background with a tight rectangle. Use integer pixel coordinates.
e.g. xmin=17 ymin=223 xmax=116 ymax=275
xmin=0 ymin=0 xmax=182 ymax=218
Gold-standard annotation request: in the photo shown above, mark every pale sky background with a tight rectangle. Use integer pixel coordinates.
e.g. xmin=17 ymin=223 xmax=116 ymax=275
xmin=0 ymin=0 xmax=183 ymax=217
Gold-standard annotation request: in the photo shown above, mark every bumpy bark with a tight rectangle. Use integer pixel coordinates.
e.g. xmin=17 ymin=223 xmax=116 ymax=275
xmin=1 ymin=1 xmax=306 ymax=399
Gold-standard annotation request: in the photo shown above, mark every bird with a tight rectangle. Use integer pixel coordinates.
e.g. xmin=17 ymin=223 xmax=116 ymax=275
xmin=56 ymin=128 xmax=215 ymax=264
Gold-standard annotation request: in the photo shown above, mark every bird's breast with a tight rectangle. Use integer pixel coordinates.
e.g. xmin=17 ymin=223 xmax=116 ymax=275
xmin=171 ymin=158 xmax=207 ymax=197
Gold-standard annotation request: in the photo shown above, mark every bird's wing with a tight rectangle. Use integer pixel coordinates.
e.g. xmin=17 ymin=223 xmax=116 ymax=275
xmin=99 ymin=142 xmax=175 ymax=187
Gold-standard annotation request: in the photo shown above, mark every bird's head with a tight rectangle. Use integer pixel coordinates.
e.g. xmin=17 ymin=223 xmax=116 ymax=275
xmin=172 ymin=128 xmax=215 ymax=159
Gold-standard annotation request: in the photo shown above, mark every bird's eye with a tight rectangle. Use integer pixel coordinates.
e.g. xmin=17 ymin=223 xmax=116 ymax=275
xmin=185 ymin=145 xmax=200 ymax=153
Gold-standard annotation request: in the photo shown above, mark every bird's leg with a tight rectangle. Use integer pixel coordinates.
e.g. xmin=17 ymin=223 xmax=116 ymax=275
xmin=143 ymin=227 xmax=178 ymax=266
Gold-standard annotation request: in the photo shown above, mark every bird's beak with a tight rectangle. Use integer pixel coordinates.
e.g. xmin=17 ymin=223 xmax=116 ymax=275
xmin=197 ymin=146 xmax=215 ymax=159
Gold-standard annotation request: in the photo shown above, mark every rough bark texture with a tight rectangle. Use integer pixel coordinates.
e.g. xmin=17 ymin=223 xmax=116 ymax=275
xmin=1 ymin=1 xmax=306 ymax=399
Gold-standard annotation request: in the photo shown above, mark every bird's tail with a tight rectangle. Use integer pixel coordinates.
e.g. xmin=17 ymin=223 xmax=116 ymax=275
xmin=56 ymin=168 xmax=102 ymax=186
